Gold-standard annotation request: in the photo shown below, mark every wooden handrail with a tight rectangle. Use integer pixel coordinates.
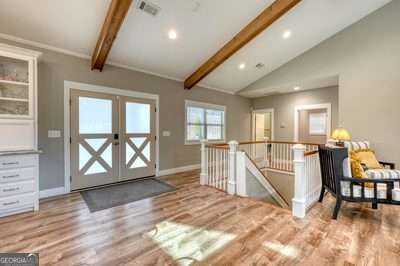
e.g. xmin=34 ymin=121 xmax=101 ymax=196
xmin=207 ymin=140 xmax=320 ymax=148
xmin=304 ymin=150 xmax=319 ymax=157
xmin=207 ymin=145 xmax=229 ymax=150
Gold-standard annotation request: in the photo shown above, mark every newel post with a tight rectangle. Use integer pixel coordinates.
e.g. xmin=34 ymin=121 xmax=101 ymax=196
xmin=200 ymin=139 xmax=208 ymax=186
xmin=292 ymin=144 xmax=307 ymax=218
xmin=200 ymin=139 xmax=208 ymax=185
xmin=228 ymin=140 xmax=238 ymax=195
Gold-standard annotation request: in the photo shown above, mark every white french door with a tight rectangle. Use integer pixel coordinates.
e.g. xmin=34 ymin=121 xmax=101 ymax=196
xmin=70 ymin=90 xmax=156 ymax=190
xmin=120 ymin=96 xmax=156 ymax=179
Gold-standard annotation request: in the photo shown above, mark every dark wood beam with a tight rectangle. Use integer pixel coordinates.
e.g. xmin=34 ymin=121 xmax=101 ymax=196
xmin=91 ymin=0 xmax=133 ymax=71
xmin=184 ymin=0 xmax=301 ymax=89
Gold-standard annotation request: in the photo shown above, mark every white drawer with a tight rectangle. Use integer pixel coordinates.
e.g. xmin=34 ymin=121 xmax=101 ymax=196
xmin=0 ymin=155 xmax=37 ymax=170
xmin=0 ymin=167 xmax=36 ymax=183
xmin=0 ymin=181 xmax=35 ymax=198
xmin=0 ymin=193 xmax=35 ymax=211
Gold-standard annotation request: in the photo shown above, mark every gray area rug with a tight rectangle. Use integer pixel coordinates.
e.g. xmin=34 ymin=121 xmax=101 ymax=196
xmin=80 ymin=178 xmax=176 ymax=212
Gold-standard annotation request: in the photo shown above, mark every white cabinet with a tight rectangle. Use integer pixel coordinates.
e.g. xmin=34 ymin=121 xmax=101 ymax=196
xmin=0 ymin=43 xmax=41 ymax=217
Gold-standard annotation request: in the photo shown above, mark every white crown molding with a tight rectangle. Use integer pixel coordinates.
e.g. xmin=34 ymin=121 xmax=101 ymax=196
xmin=0 ymin=33 xmax=90 ymax=60
xmin=0 ymin=33 xmax=236 ymax=95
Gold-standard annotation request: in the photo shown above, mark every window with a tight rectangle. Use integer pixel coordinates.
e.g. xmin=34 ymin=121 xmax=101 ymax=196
xmin=185 ymin=100 xmax=225 ymax=144
xmin=309 ymin=112 xmax=327 ymax=135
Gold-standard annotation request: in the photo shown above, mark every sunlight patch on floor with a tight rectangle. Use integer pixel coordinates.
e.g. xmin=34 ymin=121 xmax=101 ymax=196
xmin=146 ymin=221 xmax=236 ymax=265
xmin=263 ymin=241 xmax=300 ymax=258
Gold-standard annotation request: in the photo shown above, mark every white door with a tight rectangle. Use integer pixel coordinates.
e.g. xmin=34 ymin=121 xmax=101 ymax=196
xmin=70 ymin=90 xmax=156 ymax=190
xmin=120 ymin=96 xmax=156 ymax=179
xmin=70 ymin=90 xmax=119 ymax=190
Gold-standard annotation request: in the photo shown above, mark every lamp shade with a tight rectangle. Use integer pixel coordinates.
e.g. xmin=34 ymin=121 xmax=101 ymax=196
xmin=331 ymin=128 xmax=351 ymax=141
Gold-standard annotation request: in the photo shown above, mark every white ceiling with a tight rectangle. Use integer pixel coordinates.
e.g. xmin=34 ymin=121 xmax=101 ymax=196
xmin=0 ymin=0 xmax=391 ymax=94
xmin=239 ymin=75 xmax=339 ymax=98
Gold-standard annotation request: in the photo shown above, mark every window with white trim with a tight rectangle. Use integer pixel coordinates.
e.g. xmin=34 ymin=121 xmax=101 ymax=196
xmin=309 ymin=112 xmax=327 ymax=135
xmin=185 ymin=100 xmax=226 ymax=144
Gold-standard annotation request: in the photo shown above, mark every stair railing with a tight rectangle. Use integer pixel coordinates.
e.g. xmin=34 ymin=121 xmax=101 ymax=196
xmin=200 ymin=139 xmax=321 ymax=218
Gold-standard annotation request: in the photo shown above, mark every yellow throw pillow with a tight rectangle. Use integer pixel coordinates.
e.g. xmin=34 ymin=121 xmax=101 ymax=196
xmin=350 ymin=158 xmax=373 ymax=188
xmin=350 ymin=149 xmax=382 ymax=170
xmin=350 ymin=158 xmax=367 ymax=178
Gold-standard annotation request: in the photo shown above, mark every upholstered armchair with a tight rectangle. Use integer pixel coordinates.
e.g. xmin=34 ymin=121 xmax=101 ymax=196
xmin=318 ymin=144 xmax=400 ymax=219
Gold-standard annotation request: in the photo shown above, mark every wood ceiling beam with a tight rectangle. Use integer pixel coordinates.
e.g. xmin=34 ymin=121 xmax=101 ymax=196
xmin=184 ymin=0 xmax=301 ymax=90
xmin=91 ymin=0 xmax=133 ymax=71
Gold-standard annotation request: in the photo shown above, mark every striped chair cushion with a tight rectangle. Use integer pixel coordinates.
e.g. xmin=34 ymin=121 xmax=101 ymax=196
xmin=365 ymin=169 xmax=400 ymax=180
xmin=344 ymin=141 xmax=370 ymax=151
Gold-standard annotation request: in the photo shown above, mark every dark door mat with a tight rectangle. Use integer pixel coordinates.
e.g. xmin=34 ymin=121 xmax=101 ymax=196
xmin=80 ymin=178 xmax=176 ymax=212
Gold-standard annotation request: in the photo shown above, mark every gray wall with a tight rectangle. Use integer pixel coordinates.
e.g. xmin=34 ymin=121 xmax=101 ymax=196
xmin=0 ymin=38 xmax=251 ymax=190
xmin=252 ymin=86 xmax=338 ymax=142
xmin=244 ymin=1 xmax=400 ymax=167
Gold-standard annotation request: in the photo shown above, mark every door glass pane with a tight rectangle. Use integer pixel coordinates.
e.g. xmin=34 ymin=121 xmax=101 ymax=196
xmin=0 ymin=100 xmax=28 ymax=115
xmin=126 ymin=102 xmax=150 ymax=134
xmin=131 ymin=137 xmax=147 ymax=149
xmin=86 ymin=161 xmax=107 ymax=175
xmin=143 ymin=142 xmax=150 ymax=161
xmin=100 ymin=144 xmax=112 ymax=168
xmin=0 ymin=56 xmax=29 ymax=83
xmin=86 ymin=138 xmax=107 ymax=151
xmin=207 ymin=126 xmax=222 ymax=140
xmin=126 ymin=143 xmax=135 ymax=165
xmin=187 ymin=107 xmax=204 ymax=124
xmin=131 ymin=157 xmax=147 ymax=169
xmin=79 ymin=144 xmax=91 ymax=170
xmin=187 ymin=125 xmax=204 ymax=141
xmin=79 ymin=97 xmax=112 ymax=134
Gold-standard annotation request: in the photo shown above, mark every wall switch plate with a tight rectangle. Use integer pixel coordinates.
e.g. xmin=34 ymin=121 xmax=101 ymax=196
xmin=162 ymin=131 xmax=171 ymax=137
xmin=48 ymin=130 xmax=61 ymax=138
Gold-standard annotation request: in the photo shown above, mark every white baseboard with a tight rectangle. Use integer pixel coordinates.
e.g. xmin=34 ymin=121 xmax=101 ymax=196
xmin=39 ymin=187 xmax=67 ymax=199
xmin=39 ymin=165 xmax=200 ymax=199
xmin=158 ymin=164 xmax=200 ymax=177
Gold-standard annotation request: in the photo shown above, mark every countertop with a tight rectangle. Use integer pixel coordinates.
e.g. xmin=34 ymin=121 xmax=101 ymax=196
xmin=0 ymin=149 xmax=43 ymax=156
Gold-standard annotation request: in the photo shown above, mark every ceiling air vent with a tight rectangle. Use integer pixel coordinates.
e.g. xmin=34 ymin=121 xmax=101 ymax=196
xmin=256 ymin=63 xmax=265 ymax=69
xmin=137 ymin=0 xmax=160 ymax=16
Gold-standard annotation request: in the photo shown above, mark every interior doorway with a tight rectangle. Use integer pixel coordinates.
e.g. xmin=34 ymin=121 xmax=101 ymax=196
xmin=70 ymin=89 xmax=156 ymax=190
xmin=252 ymin=109 xmax=274 ymax=141
xmin=294 ymin=103 xmax=331 ymax=144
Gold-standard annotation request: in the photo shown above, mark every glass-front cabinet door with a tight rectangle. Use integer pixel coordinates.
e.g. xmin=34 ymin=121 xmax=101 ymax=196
xmin=0 ymin=55 xmax=33 ymax=118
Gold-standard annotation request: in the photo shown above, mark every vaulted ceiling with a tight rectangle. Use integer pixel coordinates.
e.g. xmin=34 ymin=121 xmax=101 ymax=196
xmin=0 ymin=0 xmax=391 ymax=94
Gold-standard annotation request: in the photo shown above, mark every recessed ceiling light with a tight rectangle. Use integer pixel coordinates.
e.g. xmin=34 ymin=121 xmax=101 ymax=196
xmin=294 ymin=86 xmax=301 ymax=91
xmin=283 ymin=30 xmax=292 ymax=39
xmin=238 ymin=63 xmax=246 ymax=70
xmin=168 ymin=30 xmax=177 ymax=40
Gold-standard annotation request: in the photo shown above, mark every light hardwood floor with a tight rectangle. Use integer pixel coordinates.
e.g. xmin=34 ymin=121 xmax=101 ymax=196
xmin=1 ymin=170 xmax=400 ymax=265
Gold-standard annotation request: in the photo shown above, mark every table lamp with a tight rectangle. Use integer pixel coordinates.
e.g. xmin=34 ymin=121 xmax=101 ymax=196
xmin=331 ymin=127 xmax=351 ymax=147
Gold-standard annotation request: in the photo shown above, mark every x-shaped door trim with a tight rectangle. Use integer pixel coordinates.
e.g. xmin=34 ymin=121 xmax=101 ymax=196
xmin=79 ymin=138 xmax=112 ymax=175
xmin=126 ymin=137 xmax=150 ymax=169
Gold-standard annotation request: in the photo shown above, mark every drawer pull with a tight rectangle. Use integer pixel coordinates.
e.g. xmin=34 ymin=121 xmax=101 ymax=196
xmin=3 ymin=200 xmax=20 ymax=206
xmin=2 ymin=174 xmax=20 ymax=179
xmin=3 ymin=187 xmax=20 ymax=192
xmin=2 ymin=162 xmax=19 ymax=166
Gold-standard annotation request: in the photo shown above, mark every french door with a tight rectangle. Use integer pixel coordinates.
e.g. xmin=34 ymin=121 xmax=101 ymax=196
xmin=70 ymin=90 xmax=156 ymax=190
